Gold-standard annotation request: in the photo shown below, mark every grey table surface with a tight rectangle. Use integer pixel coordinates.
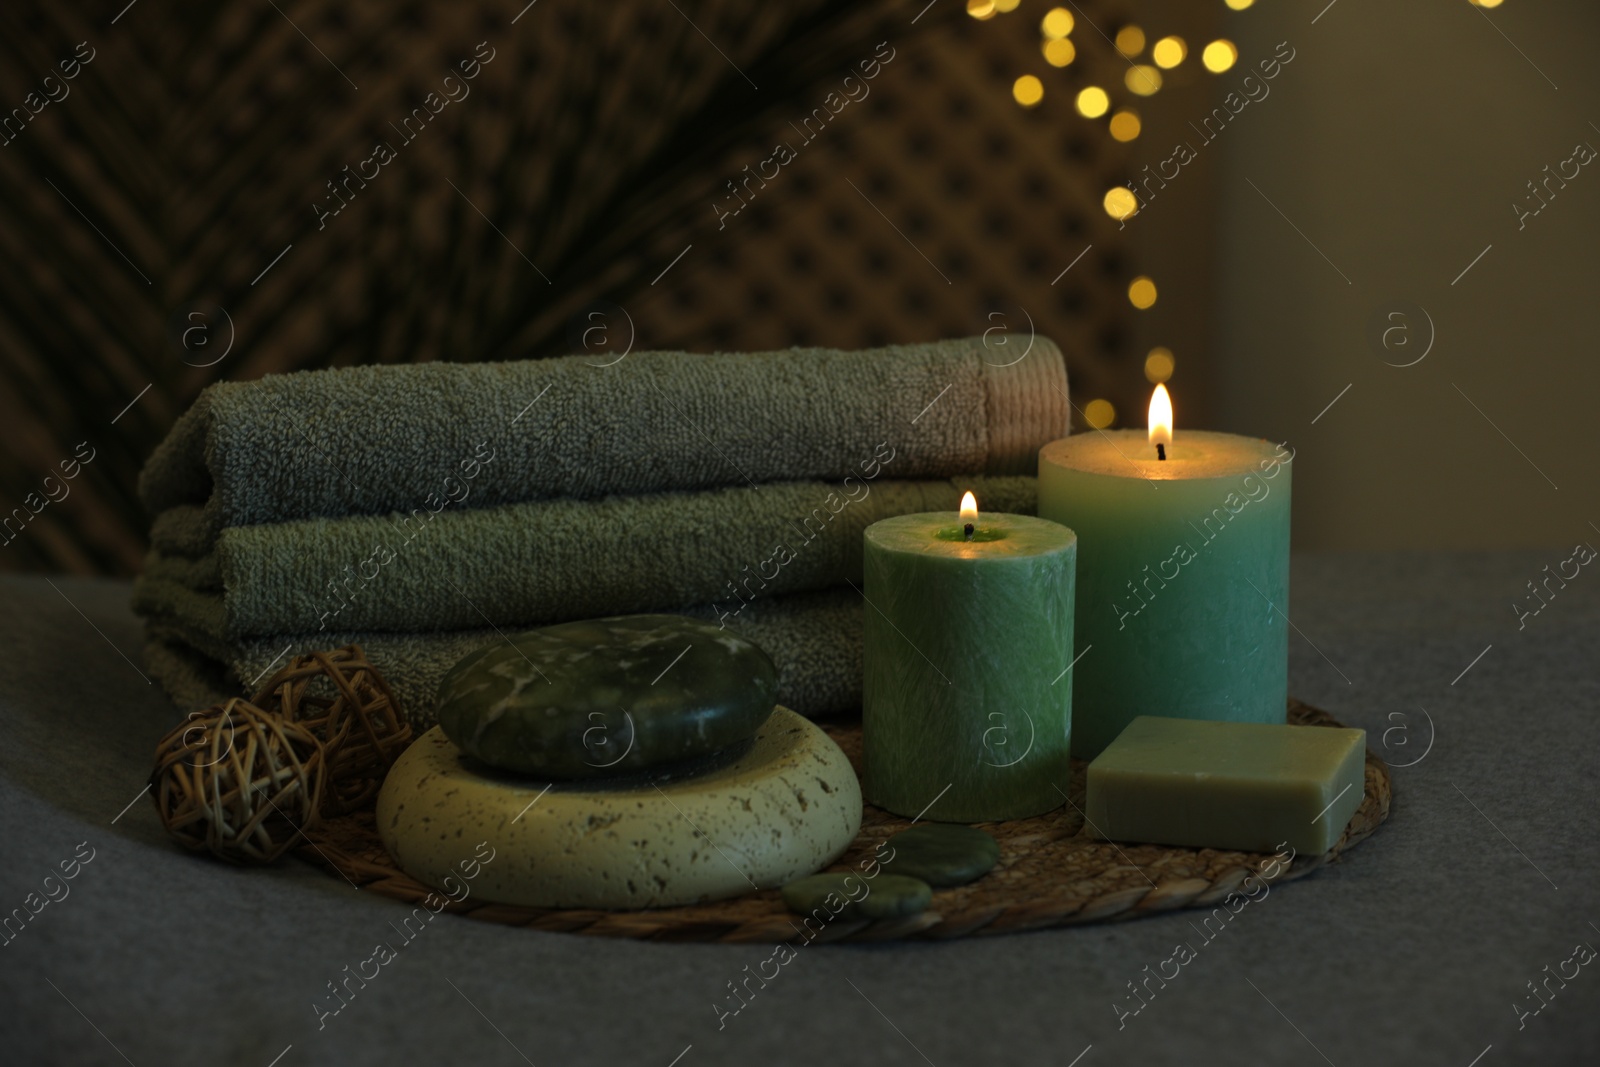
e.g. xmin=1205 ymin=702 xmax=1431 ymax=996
xmin=1 ymin=553 xmax=1596 ymax=1067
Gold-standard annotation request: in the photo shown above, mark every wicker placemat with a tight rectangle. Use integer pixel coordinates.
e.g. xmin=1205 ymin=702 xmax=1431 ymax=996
xmin=295 ymin=699 xmax=1390 ymax=941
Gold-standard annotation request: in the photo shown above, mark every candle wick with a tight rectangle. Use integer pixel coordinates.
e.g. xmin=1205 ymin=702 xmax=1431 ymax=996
xmin=963 ymin=523 xmax=974 ymax=541
xmin=1156 ymin=443 xmax=1166 ymax=461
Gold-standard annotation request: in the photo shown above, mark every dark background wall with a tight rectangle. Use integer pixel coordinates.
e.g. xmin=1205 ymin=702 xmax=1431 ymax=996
xmin=1213 ymin=0 xmax=1599 ymax=550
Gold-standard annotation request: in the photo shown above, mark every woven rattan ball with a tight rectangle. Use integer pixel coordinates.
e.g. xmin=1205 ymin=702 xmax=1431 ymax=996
xmin=151 ymin=698 xmax=326 ymax=864
xmin=252 ymin=645 xmax=411 ymax=815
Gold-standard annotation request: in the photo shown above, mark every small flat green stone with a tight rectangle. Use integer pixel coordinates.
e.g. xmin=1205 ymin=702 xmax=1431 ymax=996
xmin=857 ymin=874 xmax=933 ymax=918
xmin=880 ymin=824 xmax=1000 ymax=887
xmin=435 ymin=614 xmax=777 ymax=779
xmin=782 ymin=873 xmax=858 ymax=919
xmin=781 ymin=873 xmax=932 ymax=921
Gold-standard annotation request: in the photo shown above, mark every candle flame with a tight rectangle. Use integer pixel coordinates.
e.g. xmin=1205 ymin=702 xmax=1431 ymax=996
xmin=959 ymin=491 xmax=978 ymax=524
xmin=1148 ymin=383 xmax=1173 ymax=447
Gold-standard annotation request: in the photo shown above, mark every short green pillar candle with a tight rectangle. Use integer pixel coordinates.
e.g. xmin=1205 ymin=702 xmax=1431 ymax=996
xmin=862 ymin=501 xmax=1076 ymax=821
xmin=1037 ymin=414 xmax=1293 ymax=759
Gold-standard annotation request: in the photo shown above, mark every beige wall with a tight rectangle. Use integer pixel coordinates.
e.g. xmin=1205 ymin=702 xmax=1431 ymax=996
xmin=1207 ymin=1 xmax=1599 ymax=549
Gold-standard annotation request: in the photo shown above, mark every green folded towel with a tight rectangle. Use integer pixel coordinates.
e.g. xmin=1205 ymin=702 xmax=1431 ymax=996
xmin=143 ymin=587 xmax=865 ymax=728
xmin=136 ymin=338 xmax=1068 ymax=536
xmin=132 ymin=475 xmax=1037 ymax=641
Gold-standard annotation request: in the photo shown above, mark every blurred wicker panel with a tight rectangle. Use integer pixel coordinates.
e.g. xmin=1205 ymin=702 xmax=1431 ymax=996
xmin=0 ymin=1 xmax=1164 ymax=576
xmin=0 ymin=1 xmax=930 ymax=575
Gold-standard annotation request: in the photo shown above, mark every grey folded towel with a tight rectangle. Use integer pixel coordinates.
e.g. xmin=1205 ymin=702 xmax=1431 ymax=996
xmin=136 ymin=337 xmax=1068 ymax=537
xmin=132 ymin=475 xmax=1037 ymax=641
xmin=143 ymin=587 xmax=865 ymax=729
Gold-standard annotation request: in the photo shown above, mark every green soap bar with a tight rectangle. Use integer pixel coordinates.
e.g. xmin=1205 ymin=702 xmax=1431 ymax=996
xmin=1084 ymin=716 xmax=1366 ymax=856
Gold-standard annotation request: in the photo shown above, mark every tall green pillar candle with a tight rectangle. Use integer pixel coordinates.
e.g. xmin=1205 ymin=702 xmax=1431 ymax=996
xmin=862 ymin=499 xmax=1076 ymax=822
xmin=1037 ymin=402 xmax=1293 ymax=759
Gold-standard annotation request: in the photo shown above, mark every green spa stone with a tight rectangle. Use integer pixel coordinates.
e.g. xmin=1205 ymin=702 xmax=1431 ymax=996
xmin=781 ymin=873 xmax=932 ymax=921
xmin=435 ymin=614 xmax=778 ymax=779
xmin=880 ymin=824 xmax=1000 ymax=887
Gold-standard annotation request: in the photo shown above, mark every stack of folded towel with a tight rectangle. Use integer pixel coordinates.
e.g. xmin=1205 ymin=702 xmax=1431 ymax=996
xmin=135 ymin=337 xmax=1069 ymax=727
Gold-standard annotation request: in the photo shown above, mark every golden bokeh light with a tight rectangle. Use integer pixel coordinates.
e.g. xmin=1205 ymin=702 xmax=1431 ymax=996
xmin=1225 ymin=0 xmax=1255 ymax=10
xmin=1075 ymin=85 xmax=1110 ymax=118
xmin=1115 ymin=25 xmax=1146 ymax=57
xmin=1108 ymin=108 xmax=1141 ymax=142
xmin=993 ymin=0 xmax=1021 ymax=11
xmin=1102 ymin=186 xmax=1138 ymax=220
xmin=1470 ymin=0 xmax=1504 ymax=7
xmin=1202 ymin=39 xmax=1239 ymax=73
xmin=1043 ymin=37 xmax=1076 ymax=67
xmin=1152 ymin=36 xmax=1187 ymax=69
xmin=1128 ymin=276 xmax=1158 ymax=309
xmin=1083 ymin=398 xmax=1116 ymax=430
xmin=1041 ymin=8 xmax=1074 ymax=38
xmin=1125 ymin=65 xmax=1162 ymax=96
xmin=967 ymin=0 xmax=996 ymax=20
xmin=1144 ymin=346 xmax=1175 ymax=383
xmin=1013 ymin=74 xmax=1044 ymax=107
